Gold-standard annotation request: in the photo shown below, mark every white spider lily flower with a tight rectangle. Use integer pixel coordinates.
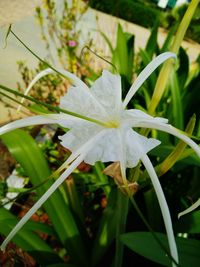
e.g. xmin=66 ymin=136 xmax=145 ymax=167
xmin=1 ymin=172 xmax=25 ymax=210
xmin=1 ymin=52 xmax=200 ymax=266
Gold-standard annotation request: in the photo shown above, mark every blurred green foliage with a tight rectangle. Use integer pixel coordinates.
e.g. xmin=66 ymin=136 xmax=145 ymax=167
xmin=89 ymin=0 xmax=200 ymax=43
xmin=89 ymin=0 xmax=163 ymax=28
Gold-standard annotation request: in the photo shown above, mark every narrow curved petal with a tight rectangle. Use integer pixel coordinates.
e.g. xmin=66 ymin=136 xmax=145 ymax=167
xmin=134 ymin=121 xmax=200 ymax=158
xmin=17 ymin=69 xmax=54 ymax=112
xmin=141 ymin=154 xmax=179 ymax=267
xmin=178 ymin=198 xmax=200 ymax=219
xmin=0 ymin=114 xmax=72 ymax=135
xmin=0 ymin=153 xmax=85 ymax=251
xmin=123 ymin=52 xmax=176 ymax=108
xmin=27 ymin=67 xmax=87 ymax=88
xmin=123 ymin=109 xmax=168 ymax=127
xmin=56 ymin=68 xmax=88 ymax=88
xmin=17 ymin=66 xmax=88 ymax=112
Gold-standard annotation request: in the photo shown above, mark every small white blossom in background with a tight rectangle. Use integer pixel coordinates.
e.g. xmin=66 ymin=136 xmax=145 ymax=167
xmin=0 ymin=0 xmax=40 ymax=27
xmin=1 ymin=172 xmax=26 ymax=210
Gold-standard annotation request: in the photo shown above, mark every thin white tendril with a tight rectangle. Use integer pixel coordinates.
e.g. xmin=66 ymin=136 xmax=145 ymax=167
xmin=141 ymin=154 xmax=179 ymax=267
xmin=123 ymin=52 xmax=176 ymax=108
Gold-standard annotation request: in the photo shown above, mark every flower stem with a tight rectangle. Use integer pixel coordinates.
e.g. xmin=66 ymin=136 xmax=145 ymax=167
xmin=129 ymin=196 xmax=179 ymax=267
xmin=148 ymin=0 xmax=200 ymax=115
xmin=10 ymin=29 xmax=64 ymax=78
xmin=0 ymin=84 xmax=107 ymax=127
xmin=114 ymin=191 xmax=129 ymax=267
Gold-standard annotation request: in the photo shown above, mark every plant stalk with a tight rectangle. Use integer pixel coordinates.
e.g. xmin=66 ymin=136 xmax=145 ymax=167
xmin=148 ymin=0 xmax=199 ymax=115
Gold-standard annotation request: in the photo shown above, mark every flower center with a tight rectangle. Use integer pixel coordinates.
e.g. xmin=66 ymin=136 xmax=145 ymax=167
xmin=105 ymin=119 xmax=120 ymax=128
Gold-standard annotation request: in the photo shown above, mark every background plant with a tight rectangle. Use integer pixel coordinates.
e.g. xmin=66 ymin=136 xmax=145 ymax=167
xmin=16 ymin=0 xmax=92 ymax=108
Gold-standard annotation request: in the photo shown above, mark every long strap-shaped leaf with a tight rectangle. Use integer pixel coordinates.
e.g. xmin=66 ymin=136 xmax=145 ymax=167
xmin=1 ymin=129 xmax=88 ymax=266
xmin=0 ymin=208 xmax=62 ymax=265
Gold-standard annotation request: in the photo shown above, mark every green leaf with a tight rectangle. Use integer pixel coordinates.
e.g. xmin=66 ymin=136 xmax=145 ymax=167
xmin=91 ymin=189 xmax=128 ymax=266
xmin=150 ymin=145 xmax=174 ymax=158
xmin=112 ymin=24 xmax=134 ymax=83
xmin=144 ymin=189 xmax=162 ymax=232
xmin=183 ymin=72 xmax=200 ymax=122
xmin=29 ymin=103 xmax=50 ymax=114
xmin=177 ymin=47 xmax=189 ymax=89
xmin=0 ymin=207 xmax=61 ymax=265
xmin=93 ymin=162 xmax=110 ymax=197
xmin=0 ymin=219 xmax=56 ymax=237
xmin=120 ymin=231 xmax=200 ymax=267
xmin=145 ymin=20 xmax=159 ymax=59
xmin=175 ymin=210 xmax=200 ymax=233
xmin=161 ymin=24 xmax=177 ymax=52
xmin=180 ymin=153 xmax=200 ymax=167
xmin=99 ymin=31 xmax=114 ymax=53
xmin=169 ymin=70 xmax=183 ymax=130
xmin=139 ymin=49 xmax=157 ymax=97
xmin=1 ymin=129 xmax=88 ymax=266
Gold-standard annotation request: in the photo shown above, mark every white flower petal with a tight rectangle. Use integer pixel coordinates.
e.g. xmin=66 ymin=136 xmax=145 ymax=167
xmin=1 ymin=198 xmax=12 ymax=210
xmin=134 ymin=121 xmax=200 ymax=158
xmin=91 ymin=70 xmax=122 ymax=118
xmin=84 ymin=127 xmax=160 ymax=168
xmin=125 ymin=129 xmax=160 ymax=168
xmin=1 ymin=173 xmax=25 ymax=210
xmin=17 ymin=69 xmax=54 ymax=112
xmin=18 ymin=67 xmax=88 ymax=112
xmin=65 ymin=130 xmax=107 ymax=164
xmin=141 ymin=154 xmax=179 ymax=267
xmin=0 ymin=114 xmax=73 ymax=135
xmin=178 ymin=198 xmax=200 ymax=219
xmin=60 ymin=84 xmax=108 ymax=121
xmin=49 ymin=128 xmax=108 ymax=181
xmin=6 ymin=174 xmax=24 ymax=188
xmin=123 ymin=109 xmax=168 ymax=127
xmin=59 ymin=121 xmax=103 ymax=153
xmin=84 ymin=128 xmax=120 ymax=165
xmin=123 ymin=52 xmax=176 ymax=108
